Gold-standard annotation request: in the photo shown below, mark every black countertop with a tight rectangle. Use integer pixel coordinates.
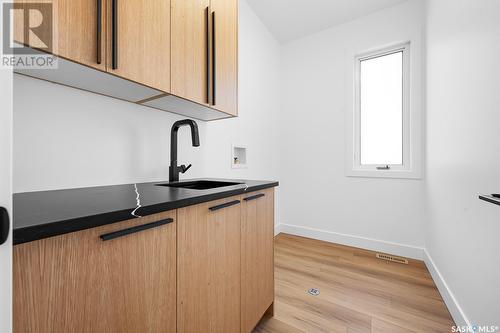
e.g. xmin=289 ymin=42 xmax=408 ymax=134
xmin=13 ymin=178 xmax=278 ymax=245
xmin=479 ymin=194 xmax=500 ymax=206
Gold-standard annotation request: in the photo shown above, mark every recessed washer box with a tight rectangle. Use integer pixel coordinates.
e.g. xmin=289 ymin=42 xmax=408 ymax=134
xmin=232 ymin=144 xmax=247 ymax=169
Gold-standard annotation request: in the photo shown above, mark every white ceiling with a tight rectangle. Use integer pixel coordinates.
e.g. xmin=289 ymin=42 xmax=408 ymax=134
xmin=246 ymin=0 xmax=409 ymax=43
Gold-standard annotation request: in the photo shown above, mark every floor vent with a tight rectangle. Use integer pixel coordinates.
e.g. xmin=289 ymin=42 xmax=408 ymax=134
xmin=307 ymin=288 xmax=320 ymax=296
xmin=376 ymin=253 xmax=408 ymax=265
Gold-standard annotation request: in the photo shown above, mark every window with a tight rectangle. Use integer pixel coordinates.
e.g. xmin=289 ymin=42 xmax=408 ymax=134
xmin=360 ymin=51 xmax=403 ymax=166
xmin=346 ymin=42 xmax=422 ymax=179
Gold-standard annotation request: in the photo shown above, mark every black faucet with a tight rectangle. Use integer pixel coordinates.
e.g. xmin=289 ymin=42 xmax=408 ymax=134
xmin=169 ymin=119 xmax=200 ymax=182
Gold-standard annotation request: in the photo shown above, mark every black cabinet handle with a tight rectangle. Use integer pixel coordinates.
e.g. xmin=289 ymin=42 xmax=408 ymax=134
xmin=206 ymin=7 xmax=211 ymax=104
xmin=96 ymin=0 xmax=102 ymax=64
xmin=112 ymin=0 xmax=118 ymax=69
xmin=243 ymin=193 xmax=265 ymax=202
xmin=211 ymin=11 xmax=216 ymax=105
xmin=0 ymin=207 xmax=9 ymax=245
xmin=100 ymin=218 xmax=173 ymax=241
xmin=209 ymin=200 xmax=240 ymax=212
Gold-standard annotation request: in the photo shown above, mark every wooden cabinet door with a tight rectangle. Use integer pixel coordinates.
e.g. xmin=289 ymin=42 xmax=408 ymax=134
xmin=13 ymin=211 xmax=176 ymax=333
xmin=177 ymin=196 xmax=241 ymax=333
xmin=241 ymin=188 xmax=275 ymax=333
xmin=210 ymin=0 xmax=238 ymax=116
xmin=171 ymin=0 xmax=210 ymax=105
xmin=14 ymin=0 xmax=105 ymax=71
xmin=106 ymin=0 xmax=170 ymax=92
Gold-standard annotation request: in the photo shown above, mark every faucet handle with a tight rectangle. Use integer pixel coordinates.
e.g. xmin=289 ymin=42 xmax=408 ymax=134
xmin=180 ymin=164 xmax=192 ymax=173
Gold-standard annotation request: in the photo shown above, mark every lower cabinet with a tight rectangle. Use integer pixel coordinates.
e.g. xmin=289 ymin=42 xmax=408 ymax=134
xmin=177 ymin=195 xmax=242 ymax=333
xmin=241 ymin=188 xmax=275 ymax=332
xmin=13 ymin=189 xmax=275 ymax=333
xmin=13 ymin=211 xmax=177 ymax=333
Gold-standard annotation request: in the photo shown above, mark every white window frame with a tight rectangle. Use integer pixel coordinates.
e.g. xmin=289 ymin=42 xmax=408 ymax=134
xmin=346 ymin=41 xmax=422 ymax=179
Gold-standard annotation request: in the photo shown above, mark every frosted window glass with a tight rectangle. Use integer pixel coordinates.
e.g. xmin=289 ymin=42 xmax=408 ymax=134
xmin=360 ymin=51 xmax=403 ymax=165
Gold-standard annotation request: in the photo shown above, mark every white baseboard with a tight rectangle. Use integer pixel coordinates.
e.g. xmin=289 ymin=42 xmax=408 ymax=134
xmin=274 ymin=223 xmax=282 ymax=236
xmin=276 ymin=223 xmax=424 ymax=260
xmin=423 ymin=249 xmax=470 ymax=327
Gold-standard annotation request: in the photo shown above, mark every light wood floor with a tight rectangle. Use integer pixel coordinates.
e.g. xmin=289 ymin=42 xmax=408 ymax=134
xmin=254 ymin=234 xmax=455 ymax=333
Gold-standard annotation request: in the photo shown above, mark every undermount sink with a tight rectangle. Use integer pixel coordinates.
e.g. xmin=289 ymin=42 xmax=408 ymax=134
xmin=156 ymin=180 xmax=243 ymax=190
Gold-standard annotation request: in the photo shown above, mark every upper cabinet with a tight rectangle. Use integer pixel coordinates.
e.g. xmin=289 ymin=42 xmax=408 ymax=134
xmin=171 ymin=0 xmax=238 ymax=116
xmin=171 ymin=0 xmax=210 ymax=106
xmin=14 ymin=0 xmax=106 ymax=71
xmin=211 ymin=0 xmax=238 ymax=116
xmin=107 ymin=0 xmax=171 ymax=92
xmin=13 ymin=0 xmax=238 ymax=120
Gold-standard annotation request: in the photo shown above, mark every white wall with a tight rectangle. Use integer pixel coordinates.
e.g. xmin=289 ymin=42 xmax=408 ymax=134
xmin=425 ymin=0 xmax=500 ymax=326
xmin=279 ymin=0 xmax=426 ymax=255
xmin=13 ymin=74 xmax=206 ymax=192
